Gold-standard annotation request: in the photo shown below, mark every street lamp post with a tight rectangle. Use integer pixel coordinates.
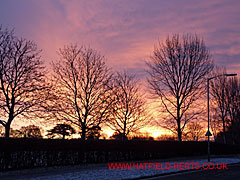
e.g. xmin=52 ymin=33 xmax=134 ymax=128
xmin=206 ymin=73 xmax=237 ymax=162
xmin=207 ymin=78 xmax=211 ymax=162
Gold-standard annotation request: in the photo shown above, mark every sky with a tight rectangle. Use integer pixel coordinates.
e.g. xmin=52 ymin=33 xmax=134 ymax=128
xmin=0 ymin=0 xmax=240 ymax=137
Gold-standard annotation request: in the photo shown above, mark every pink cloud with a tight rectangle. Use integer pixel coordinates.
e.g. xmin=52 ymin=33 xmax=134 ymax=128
xmin=1 ymin=0 xmax=240 ymax=132
xmin=1 ymin=0 xmax=239 ymax=75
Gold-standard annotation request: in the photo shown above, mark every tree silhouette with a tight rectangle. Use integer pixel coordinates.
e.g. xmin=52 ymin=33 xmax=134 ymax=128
xmin=107 ymin=72 xmax=149 ymax=140
xmin=86 ymin=125 xmax=101 ymax=140
xmin=210 ymin=69 xmax=229 ymax=144
xmin=147 ymin=34 xmax=213 ymax=142
xmin=183 ymin=122 xmax=204 ymax=141
xmin=49 ymin=45 xmax=114 ymax=140
xmin=0 ymin=26 xmax=48 ymax=137
xmin=14 ymin=125 xmax=42 ymax=138
xmin=110 ymin=132 xmax=128 ymax=140
xmin=226 ymin=77 xmax=240 ymax=144
xmin=47 ymin=123 xmax=76 ymax=139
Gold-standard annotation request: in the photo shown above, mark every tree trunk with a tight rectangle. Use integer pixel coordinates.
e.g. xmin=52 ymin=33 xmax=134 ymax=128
xmin=177 ymin=99 xmax=182 ymax=142
xmin=123 ymin=119 xmax=127 ymax=141
xmin=5 ymin=109 xmax=14 ymax=138
xmin=222 ymin=89 xmax=227 ymax=144
xmin=5 ymin=123 xmax=10 ymax=138
xmin=177 ymin=120 xmax=182 ymax=142
xmin=222 ymin=116 xmax=226 ymax=144
xmin=81 ymin=125 xmax=86 ymax=140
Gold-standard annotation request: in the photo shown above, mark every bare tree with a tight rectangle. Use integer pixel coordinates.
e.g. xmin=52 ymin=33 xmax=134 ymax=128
xmin=50 ymin=45 xmax=114 ymax=140
xmin=106 ymin=72 xmax=148 ymax=140
xmin=183 ymin=122 xmax=204 ymax=141
xmin=147 ymin=34 xmax=213 ymax=142
xmin=0 ymin=26 xmax=48 ymax=137
xmin=226 ymin=77 xmax=240 ymax=144
xmin=210 ymin=70 xmax=229 ymax=144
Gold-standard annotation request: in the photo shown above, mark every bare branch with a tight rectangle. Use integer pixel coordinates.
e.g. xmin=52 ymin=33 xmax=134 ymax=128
xmin=0 ymin=26 xmax=48 ymax=137
xmin=48 ymin=45 xmax=114 ymax=140
xmin=146 ymin=33 xmax=213 ymax=141
xmin=106 ymin=71 xmax=150 ymax=140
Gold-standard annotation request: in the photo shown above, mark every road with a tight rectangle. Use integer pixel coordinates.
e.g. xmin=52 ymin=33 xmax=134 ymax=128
xmin=1 ymin=159 xmax=240 ymax=180
xmin=144 ymin=164 xmax=240 ymax=180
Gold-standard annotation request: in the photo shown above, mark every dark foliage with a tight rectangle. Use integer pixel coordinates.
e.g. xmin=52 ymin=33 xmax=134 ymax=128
xmin=47 ymin=124 xmax=76 ymax=139
xmin=14 ymin=125 xmax=42 ymax=139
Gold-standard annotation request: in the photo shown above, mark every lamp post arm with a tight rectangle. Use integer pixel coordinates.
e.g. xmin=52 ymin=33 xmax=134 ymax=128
xmin=208 ymin=74 xmax=224 ymax=81
xmin=208 ymin=73 xmax=237 ymax=81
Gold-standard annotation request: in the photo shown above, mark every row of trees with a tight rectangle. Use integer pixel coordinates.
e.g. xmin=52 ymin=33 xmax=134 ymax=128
xmin=0 ymin=125 xmax=43 ymax=138
xmin=0 ymin=124 xmax=76 ymax=139
xmin=47 ymin=45 xmax=149 ymax=140
xmin=0 ymin=121 xmax=205 ymax=141
xmin=0 ymin=26 xmax=239 ymax=143
xmin=0 ymin=26 xmax=148 ymax=140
